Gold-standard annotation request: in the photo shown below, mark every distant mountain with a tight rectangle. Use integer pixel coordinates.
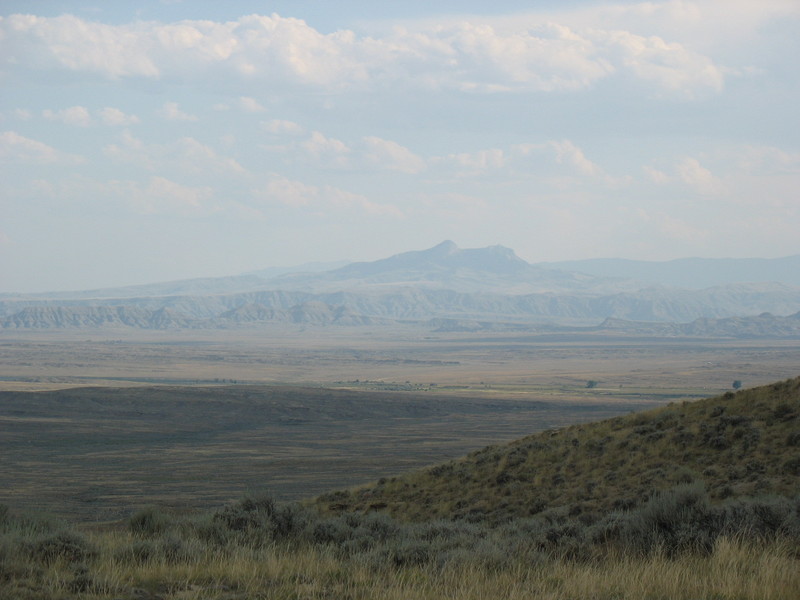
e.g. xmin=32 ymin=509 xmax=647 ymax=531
xmin=245 ymin=260 xmax=351 ymax=279
xmin=597 ymin=310 xmax=800 ymax=338
xmin=264 ymin=240 xmax=622 ymax=294
xmin=539 ymin=255 xmax=800 ymax=289
xmin=0 ymin=261 xmax=350 ymax=301
xmin=218 ymin=302 xmax=386 ymax=327
xmin=0 ymin=275 xmax=274 ymax=301
xmin=1 ymin=242 xmax=799 ymax=332
xmin=0 ymin=306 xmax=194 ymax=330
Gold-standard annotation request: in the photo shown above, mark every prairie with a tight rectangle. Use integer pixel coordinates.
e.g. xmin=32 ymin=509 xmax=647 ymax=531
xmin=1 ymin=329 xmax=798 ymax=599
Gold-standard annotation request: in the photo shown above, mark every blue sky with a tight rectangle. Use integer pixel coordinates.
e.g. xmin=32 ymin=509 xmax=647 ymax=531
xmin=1 ymin=0 xmax=798 ymax=292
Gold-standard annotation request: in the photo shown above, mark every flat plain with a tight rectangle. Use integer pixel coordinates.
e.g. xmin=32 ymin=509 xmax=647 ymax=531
xmin=2 ymin=326 xmax=799 ymax=522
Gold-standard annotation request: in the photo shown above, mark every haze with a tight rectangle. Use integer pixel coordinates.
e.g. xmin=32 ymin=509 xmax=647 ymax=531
xmin=1 ymin=0 xmax=798 ymax=293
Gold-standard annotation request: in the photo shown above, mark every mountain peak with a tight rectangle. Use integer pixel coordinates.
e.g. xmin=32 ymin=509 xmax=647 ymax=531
xmin=427 ymin=240 xmax=459 ymax=255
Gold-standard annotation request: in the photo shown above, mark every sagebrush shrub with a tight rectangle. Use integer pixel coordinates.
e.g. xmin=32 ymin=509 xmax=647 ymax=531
xmin=128 ymin=506 xmax=171 ymax=537
xmin=28 ymin=531 xmax=96 ymax=565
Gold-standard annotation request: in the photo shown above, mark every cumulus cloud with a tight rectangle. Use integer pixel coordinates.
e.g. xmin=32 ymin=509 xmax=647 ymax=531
xmin=0 ymin=11 xmax=733 ymax=98
xmin=362 ymin=136 xmax=426 ymax=174
xmin=675 ymin=157 xmax=724 ymax=194
xmin=51 ymin=176 xmax=215 ymax=215
xmin=596 ymin=29 xmax=724 ymax=98
xmin=431 ymin=139 xmax=621 ymax=186
xmin=548 ymin=140 xmax=603 ymax=177
xmin=0 ymin=131 xmax=85 ymax=164
xmin=238 ymin=96 xmax=266 ymax=112
xmin=104 ymin=131 xmax=244 ymax=174
xmin=436 ymin=148 xmax=506 ymax=174
xmin=158 ymin=101 xmax=198 ymax=121
xmin=256 ymin=174 xmax=402 ymax=217
xmin=646 ymin=156 xmax=725 ymax=195
xmin=261 ymin=119 xmax=304 ymax=135
xmin=99 ymin=107 xmax=140 ymax=126
xmin=731 ymin=144 xmax=800 ymax=175
xmin=42 ymin=105 xmax=92 ymax=126
xmin=135 ymin=176 xmax=215 ymax=215
xmin=301 ymin=131 xmax=351 ymax=167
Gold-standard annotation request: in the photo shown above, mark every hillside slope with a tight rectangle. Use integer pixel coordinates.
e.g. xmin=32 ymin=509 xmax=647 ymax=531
xmin=315 ymin=377 xmax=800 ymax=523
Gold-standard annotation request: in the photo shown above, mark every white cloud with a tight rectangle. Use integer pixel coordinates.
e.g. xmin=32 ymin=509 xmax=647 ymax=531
xmin=675 ymin=157 xmax=724 ymax=194
xmin=301 ymin=131 xmax=351 ymax=167
xmin=135 ymin=176 xmax=215 ymax=215
xmin=436 ymin=148 xmax=506 ymax=174
xmin=0 ymin=12 xmax=734 ymax=98
xmin=99 ymin=107 xmax=140 ymax=126
xmin=647 ymin=156 xmax=725 ymax=195
xmin=0 ymin=131 xmax=85 ymax=164
xmin=362 ymin=136 xmax=425 ymax=174
xmin=104 ymin=131 xmax=244 ymax=174
xmin=261 ymin=119 xmax=304 ymax=135
xmin=173 ymin=137 xmax=245 ymax=173
xmin=643 ymin=165 xmax=671 ymax=184
xmin=596 ymin=29 xmax=724 ymax=98
xmin=731 ymin=144 xmax=800 ymax=175
xmin=13 ymin=109 xmax=33 ymax=120
xmin=42 ymin=105 xmax=92 ymax=126
xmin=554 ymin=0 xmax=800 ymax=54
xmin=255 ymin=174 xmax=402 ymax=217
xmin=43 ymin=176 xmax=215 ymax=215
xmin=238 ymin=96 xmax=265 ymax=112
xmin=158 ymin=101 xmax=198 ymax=121
xmin=431 ymin=139 xmax=622 ymax=186
xmin=548 ymin=140 xmax=602 ymax=177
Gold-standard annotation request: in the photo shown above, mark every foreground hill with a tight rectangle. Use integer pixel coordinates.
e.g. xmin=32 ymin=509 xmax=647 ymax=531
xmin=1 ymin=379 xmax=798 ymax=599
xmin=315 ymin=377 xmax=800 ymax=522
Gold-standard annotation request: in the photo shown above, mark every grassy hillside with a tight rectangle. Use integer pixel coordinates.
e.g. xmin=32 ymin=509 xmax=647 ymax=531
xmin=314 ymin=377 xmax=800 ymax=522
xmin=1 ymin=378 xmax=798 ymax=599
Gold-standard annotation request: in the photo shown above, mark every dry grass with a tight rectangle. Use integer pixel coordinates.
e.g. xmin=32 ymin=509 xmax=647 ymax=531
xmin=316 ymin=377 xmax=800 ymax=521
xmin=2 ymin=533 xmax=798 ymax=600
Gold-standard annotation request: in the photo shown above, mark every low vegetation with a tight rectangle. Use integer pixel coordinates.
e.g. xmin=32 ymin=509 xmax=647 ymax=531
xmin=1 ymin=377 xmax=798 ymax=599
xmin=315 ymin=377 xmax=800 ymax=522
xmin=2 ymin=486 xmax=799 ymax=599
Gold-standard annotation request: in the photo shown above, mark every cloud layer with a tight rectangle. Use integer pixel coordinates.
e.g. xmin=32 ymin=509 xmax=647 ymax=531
xmin=1 ymin=11 xmax=731 ymax=97
xmin=1 ymin=1 xmax=798 ymax=291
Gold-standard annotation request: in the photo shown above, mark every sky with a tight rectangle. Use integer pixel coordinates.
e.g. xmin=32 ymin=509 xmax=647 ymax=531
xmin=1 ymin=0 xmax=799 ymax=293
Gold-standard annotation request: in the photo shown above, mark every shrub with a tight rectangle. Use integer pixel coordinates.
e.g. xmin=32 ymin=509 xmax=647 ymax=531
xmin=191 ymin=515 xmax=233 ymax=547
xmin=213 ymin=493 xmax=276 ymax=533
xmin=212 ymin=494 xmax=311 ymax=546
xmin=720 ymin=496 xmax=798 ymax=540
xmin=128 ymin=506 xmax=171 ymax=537
xmin=612 ymin=483 xmax=718 ymax=557
xmin=116 ymin=539 xmax=157 ymax=564
xmin=69 ymin=564 xmax=93 ymax=593
xmin=28 ymin=531 xmax=96 ymax=565
xmin=270 ymin=502 xmax=311 ymax=540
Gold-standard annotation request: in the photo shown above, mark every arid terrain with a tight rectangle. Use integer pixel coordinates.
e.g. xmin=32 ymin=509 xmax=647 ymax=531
xmin=2 ymin=326 xmax=799 ymax=524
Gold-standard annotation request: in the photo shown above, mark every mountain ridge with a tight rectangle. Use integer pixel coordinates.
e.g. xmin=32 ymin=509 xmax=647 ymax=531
xmin=1 ymin=242 xmax=799 ymax=331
